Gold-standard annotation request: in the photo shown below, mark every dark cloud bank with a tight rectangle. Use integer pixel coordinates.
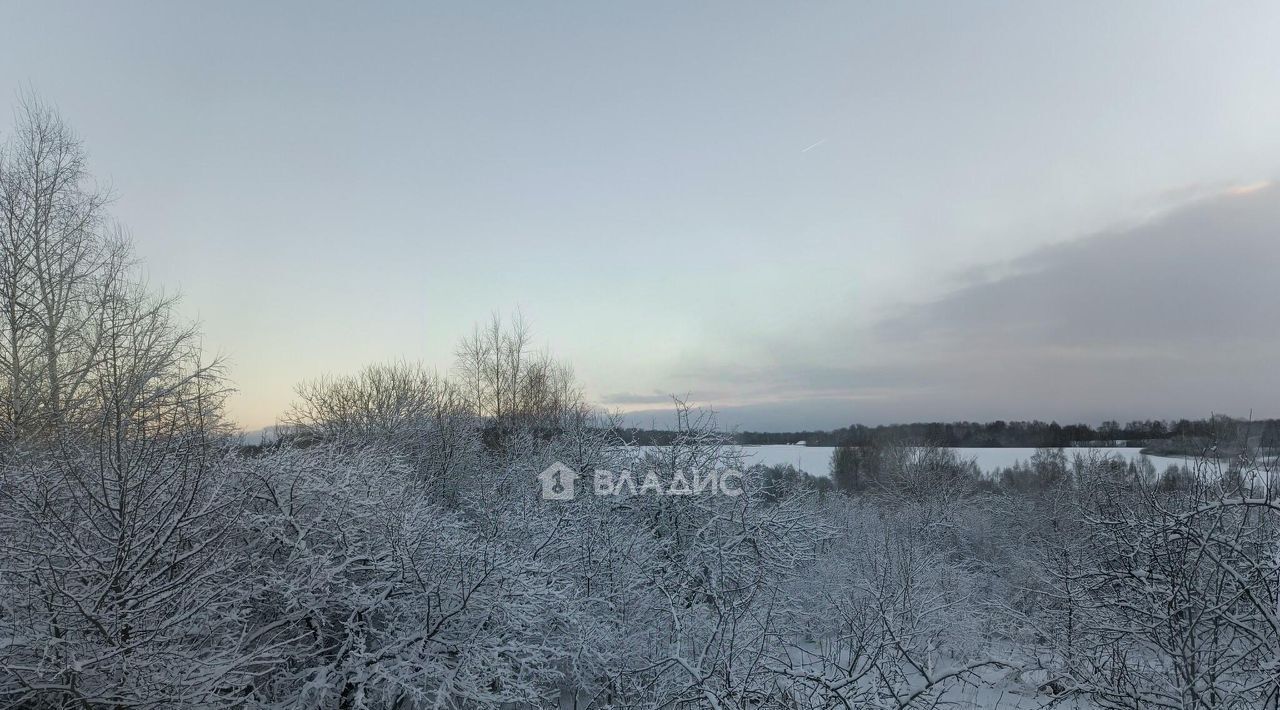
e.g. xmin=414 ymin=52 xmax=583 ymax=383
xmin=628 ymin=186 xmax=1280 ymax=430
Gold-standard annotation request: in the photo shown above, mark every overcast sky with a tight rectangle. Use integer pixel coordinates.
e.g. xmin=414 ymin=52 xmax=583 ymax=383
xmin=3 ymin=1 xmax=1279 ymax=430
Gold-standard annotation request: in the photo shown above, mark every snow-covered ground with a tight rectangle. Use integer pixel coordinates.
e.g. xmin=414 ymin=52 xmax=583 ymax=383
xmin=631 ymin=445 xmax=1197 ymax=477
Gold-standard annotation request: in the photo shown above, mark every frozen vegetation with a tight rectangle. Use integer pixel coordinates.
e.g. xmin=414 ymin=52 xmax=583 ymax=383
xmin=4 ymin=99 xmax=1280 ymax=710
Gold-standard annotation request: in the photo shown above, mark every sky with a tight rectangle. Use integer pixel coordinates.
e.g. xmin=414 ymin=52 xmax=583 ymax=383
xmin=3 ymin=1 xmax=1279 ymax=431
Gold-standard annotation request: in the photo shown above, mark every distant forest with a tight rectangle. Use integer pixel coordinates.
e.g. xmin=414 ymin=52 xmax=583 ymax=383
xmin=617 ymin=415 xmax=1280 ymax=451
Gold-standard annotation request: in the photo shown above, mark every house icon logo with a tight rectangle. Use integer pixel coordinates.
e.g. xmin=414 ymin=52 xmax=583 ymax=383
xmin=537 ymin=462 xmax=576 ymax=500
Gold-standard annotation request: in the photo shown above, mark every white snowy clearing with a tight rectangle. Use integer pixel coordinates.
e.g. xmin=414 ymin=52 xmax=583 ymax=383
xmin=631 ymin=445 xmax=1193 ymax=477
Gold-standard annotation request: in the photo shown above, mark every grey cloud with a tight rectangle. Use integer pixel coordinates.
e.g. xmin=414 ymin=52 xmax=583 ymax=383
xmin=599 ymin=391 xmax=680 ymax=406
xmin=880 ymin=186 xmax=1280 ymax=349
xmin=860 ymin=186 xmax=1280 ymax=423
xmin=654 ymin=186 xmax=1280 ymax=429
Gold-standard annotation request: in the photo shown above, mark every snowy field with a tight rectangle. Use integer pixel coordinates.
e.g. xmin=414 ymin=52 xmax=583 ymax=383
xmin=631 ymin=445 xmax=1196 ymax=477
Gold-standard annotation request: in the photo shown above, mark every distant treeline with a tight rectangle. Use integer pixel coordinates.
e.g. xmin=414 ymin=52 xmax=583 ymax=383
xmin=616 ymin=415 xmax=1280 ymax=451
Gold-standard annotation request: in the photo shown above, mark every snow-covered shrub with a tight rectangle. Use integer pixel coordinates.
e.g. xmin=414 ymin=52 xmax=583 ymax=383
xmin=232 ymin=443 xmax=582 ymax=708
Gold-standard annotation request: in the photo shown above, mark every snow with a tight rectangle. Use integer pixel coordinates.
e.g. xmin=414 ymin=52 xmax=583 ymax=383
xmin=630 ymin=445 xmax=1194 ymax=477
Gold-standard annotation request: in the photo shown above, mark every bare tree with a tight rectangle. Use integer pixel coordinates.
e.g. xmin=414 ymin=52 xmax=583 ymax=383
xmin=0 ymin=94 xmax=121 ymax=452
xmin=0 ymin=95 xmax=240 ymax=708
xmin=287 ymin=360 xmax=480 ymax=494
xmin=1069 ymin=453 xmax=1280 ymax=709
xmin=453 ymin=311 xmax=581 ymax=438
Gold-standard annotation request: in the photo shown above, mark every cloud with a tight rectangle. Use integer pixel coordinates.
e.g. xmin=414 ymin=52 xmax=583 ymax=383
xmin=599 ymin=390 xmax=681 ymax=406
xmin=641 ymin=184 xmax=1280 ymax=429
xmin=1227 ymin=180 xmax=1272 ymax=196
xmin=879 ymin=185 xmax=1280 ymax=349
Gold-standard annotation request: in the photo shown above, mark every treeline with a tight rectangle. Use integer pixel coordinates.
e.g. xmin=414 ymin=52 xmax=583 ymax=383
xmin=827 ymin=441 xmax=1202 ymax=497
xmin=621 ymin=415 xmax=1280 ymax=450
